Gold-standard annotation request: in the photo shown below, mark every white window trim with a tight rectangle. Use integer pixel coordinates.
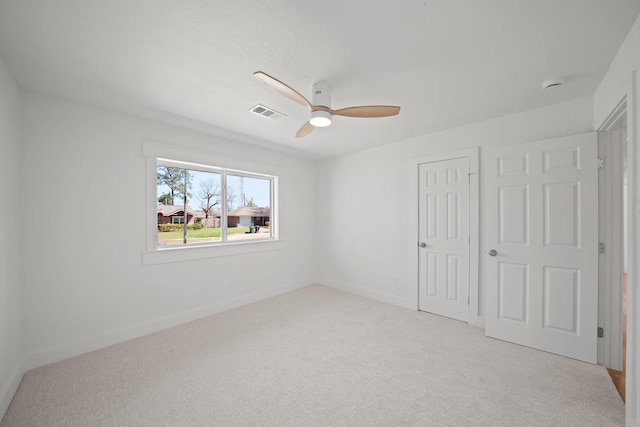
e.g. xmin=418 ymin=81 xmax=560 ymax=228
xmin=142 ymin=140 xmax=284 ymax=265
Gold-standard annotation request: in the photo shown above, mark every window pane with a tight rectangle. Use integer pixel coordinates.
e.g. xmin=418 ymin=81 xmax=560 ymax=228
xmin=154 ymin=158 xmax=276 ymax=250
xmin=157 ymin=164 xmax=222 ymax=246
xmin=227 ymin=174 xmax=272 ymax=241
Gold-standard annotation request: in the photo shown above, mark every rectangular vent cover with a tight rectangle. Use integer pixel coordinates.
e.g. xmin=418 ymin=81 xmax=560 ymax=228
xmin=250 ymin=104 xmax=286 ymax=120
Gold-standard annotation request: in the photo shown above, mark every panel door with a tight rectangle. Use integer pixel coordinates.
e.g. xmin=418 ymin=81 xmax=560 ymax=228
xmin=418 ymin=157 xmax=470 ymax=322
xmin=485 ymin=133 xmax=598 ymax=363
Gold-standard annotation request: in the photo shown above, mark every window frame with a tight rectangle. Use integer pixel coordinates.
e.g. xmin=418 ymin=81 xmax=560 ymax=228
xmin=142 ymin=140 xmax=283 ymax=265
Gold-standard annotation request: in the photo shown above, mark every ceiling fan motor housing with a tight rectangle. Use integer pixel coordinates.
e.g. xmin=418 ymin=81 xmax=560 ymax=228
xmin=310 ymin=81 xmax=332 ymax=127
xmin=312 ymin=81 xmax=331 ymax=108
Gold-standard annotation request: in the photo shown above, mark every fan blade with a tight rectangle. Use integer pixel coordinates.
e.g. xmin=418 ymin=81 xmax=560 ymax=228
xmin=296 ymin=121 xmax=314 ymax=138
xmin=253 ymin=71 xmax=312 ymax=109
xmin=331 ymin=105 xmax=400 ymax=118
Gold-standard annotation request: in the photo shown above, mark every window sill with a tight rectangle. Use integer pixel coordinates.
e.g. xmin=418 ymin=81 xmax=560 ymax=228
xmin=142 ymin=239 xmax=285 ymax=265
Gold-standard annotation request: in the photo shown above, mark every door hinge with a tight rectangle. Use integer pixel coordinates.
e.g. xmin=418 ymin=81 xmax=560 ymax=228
xmin=598 ymin=327 xmax=604 ymax=338
xmin=468 ymin=296 xmax=470 ymax=305
xmin=598 ymin=157 xmax=605 ymax=169
xmin=599 ymin=243 xmax=605 ymax=254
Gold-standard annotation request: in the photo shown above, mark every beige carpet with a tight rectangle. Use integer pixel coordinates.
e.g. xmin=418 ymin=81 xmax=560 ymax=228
xmin=1 ymin=285 xmax=625 ymax=426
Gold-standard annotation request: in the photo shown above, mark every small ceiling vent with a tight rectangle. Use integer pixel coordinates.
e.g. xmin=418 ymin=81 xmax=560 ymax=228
xmin=249 ymin=104 xmax=286 ymax=120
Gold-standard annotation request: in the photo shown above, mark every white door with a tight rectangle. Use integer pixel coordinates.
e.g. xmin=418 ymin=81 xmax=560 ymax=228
xmin=485 ymin=133 xmax=598 ymax=363
xmin=418 ymin=157 xmax=470 ymax=322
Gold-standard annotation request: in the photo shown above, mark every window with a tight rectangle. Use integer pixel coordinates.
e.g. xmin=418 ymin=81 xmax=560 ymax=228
xmin=171 ymin=216 xmax=185 ymax=225
xmin=143 ymin=140 xmax=282 ymax=264
xmin=156 ymin=160 xmax=275 ymax=247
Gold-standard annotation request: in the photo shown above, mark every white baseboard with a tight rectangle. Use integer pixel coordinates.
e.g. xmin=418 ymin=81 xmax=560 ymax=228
xmin=0 ymin=363 xmax=24 ymax=420
xmin=319 ymin=277 xmax=415 ymax=310
xmin=24 ymin=278 xmax=315 ymax=370
xmin=469 ymin=314 xmax=485 ymax=329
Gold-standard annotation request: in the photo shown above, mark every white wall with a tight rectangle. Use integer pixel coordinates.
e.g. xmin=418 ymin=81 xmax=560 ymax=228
xmin=0 ymin=55 xmax=23 ymax=416
xmin=317 ymin=97 xmax=593 ymax=313
xmin=593 ymin=14 xmax=640 ymax=427
xmin=19 ymin=93 xmax=318 ymax=368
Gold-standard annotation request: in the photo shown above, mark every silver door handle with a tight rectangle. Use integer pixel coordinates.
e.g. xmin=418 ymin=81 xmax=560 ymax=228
xmin=488 ymin=249 xmax=497 ymax=257
xmin=419 ymin=242 xmax=427 ymax=248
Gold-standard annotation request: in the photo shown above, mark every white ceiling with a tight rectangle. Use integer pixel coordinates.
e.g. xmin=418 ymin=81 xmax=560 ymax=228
xmin=0 ymin=1 xmax=639 ymax=160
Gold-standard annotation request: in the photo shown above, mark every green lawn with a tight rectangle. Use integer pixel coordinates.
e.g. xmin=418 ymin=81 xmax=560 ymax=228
xmin=158 ymin=227 xmax=250 ymax=245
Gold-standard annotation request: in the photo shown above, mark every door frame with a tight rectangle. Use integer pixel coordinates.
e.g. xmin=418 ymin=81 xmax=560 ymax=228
xmin=624 ymin=69 xmax=639 ymax=427
xmin=631 ymin=66 xmax=640 ymax=427
xmin=597 ymin=99 xmax=627 ymax=371
xmin=409 ymin=147 xmax=480 ymax=326
xmin=597 ymin=70 xmax=638 ymax=426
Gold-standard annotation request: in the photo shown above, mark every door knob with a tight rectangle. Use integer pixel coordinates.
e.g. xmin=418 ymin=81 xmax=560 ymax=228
xmin=488 ymin=249 xmax=497 ymax=257
xmin=419 ymin=242 xmax=427 ymax=248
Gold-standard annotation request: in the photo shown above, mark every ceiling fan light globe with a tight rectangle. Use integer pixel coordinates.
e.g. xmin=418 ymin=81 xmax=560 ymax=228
xmin=309 ymin=110 xmax=332 ymax=127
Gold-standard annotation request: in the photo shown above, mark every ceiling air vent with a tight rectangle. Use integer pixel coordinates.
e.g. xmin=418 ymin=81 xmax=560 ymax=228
xmin=249 ymin=104 xmax=286 ymax=120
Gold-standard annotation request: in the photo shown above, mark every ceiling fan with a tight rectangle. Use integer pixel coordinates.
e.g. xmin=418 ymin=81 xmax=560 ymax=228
xmin=253 ymin=71 xmax=401 ymax=138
